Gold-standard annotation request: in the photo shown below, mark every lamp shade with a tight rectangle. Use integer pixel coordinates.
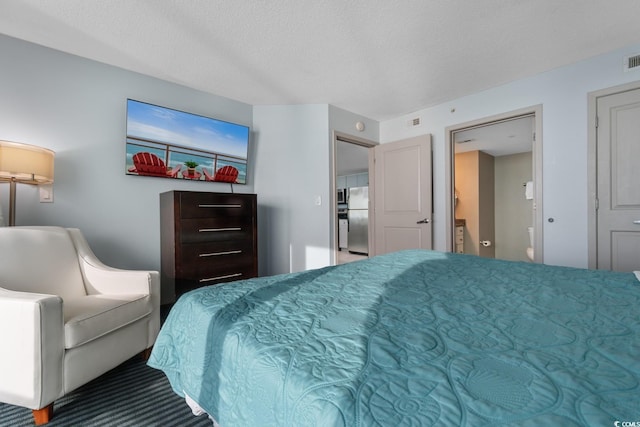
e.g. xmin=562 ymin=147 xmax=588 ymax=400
xmin=0 ymin=140 xmax=55 ymax=184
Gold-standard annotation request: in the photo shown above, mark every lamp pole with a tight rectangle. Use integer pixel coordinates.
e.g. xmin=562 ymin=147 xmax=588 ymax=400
xmin=9 ymin=177 xmax=16 ymax=226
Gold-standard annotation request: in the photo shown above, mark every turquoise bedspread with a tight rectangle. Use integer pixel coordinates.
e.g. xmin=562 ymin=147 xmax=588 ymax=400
xmin=148 ymin=250 xmax=640 ymax=426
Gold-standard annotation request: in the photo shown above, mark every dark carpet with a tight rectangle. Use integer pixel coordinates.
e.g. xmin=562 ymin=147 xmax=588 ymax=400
xmin=0 ymin=356 xmax=212 ymax=427
xmin=1 ymin=305 xmax=212 ymax=426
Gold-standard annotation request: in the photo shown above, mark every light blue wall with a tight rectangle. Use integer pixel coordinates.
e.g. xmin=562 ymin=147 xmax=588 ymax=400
xmin=0 ymin=34 xmax=380 ymax=298
xmin=253 ymin=104 xmax=378 ymax=276
xmin=0 ymin=35 xmax=253 ymax=303
xmin=5 ymin=31 xmax=637 ymax=283
xmin=253 ymin=105 xmax=330 ymax=276
xmin=328 ymin=105 xmax=379 ymax=143
xmin=381 ymin=43 xmax=640 ymax=268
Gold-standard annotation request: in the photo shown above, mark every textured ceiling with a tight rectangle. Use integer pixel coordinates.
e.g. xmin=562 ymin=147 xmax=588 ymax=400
xmin=1 ymin=0 xmax=639 ymax=120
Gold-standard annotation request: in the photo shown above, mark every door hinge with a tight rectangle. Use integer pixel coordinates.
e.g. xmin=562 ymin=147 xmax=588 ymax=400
xmin=595 ymin=116 xmax=599 ymax=128
xmin=595 ymin=198 xmax=599 ymax=210
xmin=532 ymin=132 xmax=536 ymax=142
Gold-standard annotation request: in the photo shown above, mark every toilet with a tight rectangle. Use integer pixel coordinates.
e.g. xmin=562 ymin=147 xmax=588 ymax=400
xmin=526 ymin=226 xmax=534 ymax=261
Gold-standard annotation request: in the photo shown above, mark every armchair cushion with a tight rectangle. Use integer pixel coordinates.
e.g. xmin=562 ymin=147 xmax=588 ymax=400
xmin=63 ymin=294 xmax=151 ymax=348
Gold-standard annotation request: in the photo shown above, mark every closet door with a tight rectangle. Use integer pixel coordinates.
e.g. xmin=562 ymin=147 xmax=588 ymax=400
xmin=596 ymin=87 xmax=640 ymax=271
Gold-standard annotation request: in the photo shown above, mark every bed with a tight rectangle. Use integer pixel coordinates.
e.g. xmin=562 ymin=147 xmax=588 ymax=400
xmin=148 ymin=249 xmax=640 ymax=426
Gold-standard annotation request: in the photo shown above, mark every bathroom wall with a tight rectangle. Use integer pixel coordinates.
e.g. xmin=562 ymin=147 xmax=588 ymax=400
xmin=494 ymin=152 xmax=533 ymax=261
xmin=454 ymin=150 xmax=495 ymax=257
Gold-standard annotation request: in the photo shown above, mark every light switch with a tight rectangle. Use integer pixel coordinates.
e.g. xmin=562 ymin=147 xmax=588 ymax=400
xmin=39 ymin=185 xmax=53 ymax=203
xmin=314 ymin=195 xmax=322 ymax=206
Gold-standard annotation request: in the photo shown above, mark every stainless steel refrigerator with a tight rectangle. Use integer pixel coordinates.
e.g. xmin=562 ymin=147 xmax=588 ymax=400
xmin=348 ymin=186 xmax=369 ymax=255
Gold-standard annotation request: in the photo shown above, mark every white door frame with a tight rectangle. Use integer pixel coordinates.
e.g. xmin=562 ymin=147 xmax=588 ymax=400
xmin=587 ymin=80 xmax=640 ymax=269
xmin=444 ymin=105 xmax=544 ymax=262
xmin=331 ymin=131 xmax=377 ymax=265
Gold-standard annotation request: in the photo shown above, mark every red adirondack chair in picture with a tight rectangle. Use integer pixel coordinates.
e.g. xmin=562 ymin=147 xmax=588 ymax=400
xmin=128 ymin=152 xmax=181 ymax=177
xmin=203 ymin=165 xmax=239 ymax=183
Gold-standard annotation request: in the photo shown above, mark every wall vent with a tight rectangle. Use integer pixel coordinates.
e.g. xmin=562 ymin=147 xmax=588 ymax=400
xmin=623 ymin=53 xmax=640 ymax=71
xmin=408 ymin=117 xmax=421 ymax=127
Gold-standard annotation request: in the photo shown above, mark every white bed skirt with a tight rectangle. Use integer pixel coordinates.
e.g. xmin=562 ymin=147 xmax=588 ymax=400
xmin=185 ymin=392 xmax=220 ymax=427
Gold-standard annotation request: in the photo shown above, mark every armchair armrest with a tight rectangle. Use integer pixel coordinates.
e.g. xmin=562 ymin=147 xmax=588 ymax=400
xmin=0 ymin=287 xmax=64 ymax=410
xmin=68 ymin=228 xmax=159 ymax=297
xmin=67 ymin=228 xmax=161 ymax=346
xmin=79 ymin=256 xmax=159 ymax=297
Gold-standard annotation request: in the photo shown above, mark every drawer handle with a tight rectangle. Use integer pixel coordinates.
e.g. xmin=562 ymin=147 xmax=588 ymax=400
xmin=199 ymin=250 xmax=243 ymax=257
xmin=198 ymin=204 xmax=242 ymax=208
xmin=200 ymin=273 xmax=242 ymax=283
xmin=199 ymin=227 xmax=242 ymax=232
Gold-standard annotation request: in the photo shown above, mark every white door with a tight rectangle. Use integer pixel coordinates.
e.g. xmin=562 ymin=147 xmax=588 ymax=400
xmin=372 ymin=135 xmax=432 ymax=255
xmin=596 ymin=87 xmax=640 ymax=271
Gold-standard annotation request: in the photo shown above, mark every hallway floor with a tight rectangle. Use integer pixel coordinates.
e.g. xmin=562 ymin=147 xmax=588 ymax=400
xmin=338 ymin=249 xmax=368 ymax=264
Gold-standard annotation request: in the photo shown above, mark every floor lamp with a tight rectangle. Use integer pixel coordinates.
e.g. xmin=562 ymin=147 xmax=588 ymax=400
xmin=0 ymin=140 xmax=55 ymax=226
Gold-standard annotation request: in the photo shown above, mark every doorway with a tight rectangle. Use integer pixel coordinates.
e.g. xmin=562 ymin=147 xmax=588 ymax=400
xmin=445 ymin=106 xmax=543 ymax=262
xmin=332 ymin=132 xmax=376 ymax=265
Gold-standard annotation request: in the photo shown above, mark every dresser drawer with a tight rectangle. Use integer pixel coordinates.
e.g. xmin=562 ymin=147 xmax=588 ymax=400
xmin=179 ymin=192 xmax=254 ymax=219
xmin=177 ymin=252 xmax=255 ymax=282
xmin=178 ymin=240 xmax=255 ymax=276
xmin=176 ymin=265 xmax=256 ymax=294
xmin=179 ymin=218 xmax=254 ymax=244
xmin=179 ymin=240 xmax=255 ymax=262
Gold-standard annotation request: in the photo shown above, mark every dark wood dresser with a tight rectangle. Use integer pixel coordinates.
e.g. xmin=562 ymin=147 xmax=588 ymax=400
xmin=160 ymin=190 xmax=258 ymax=298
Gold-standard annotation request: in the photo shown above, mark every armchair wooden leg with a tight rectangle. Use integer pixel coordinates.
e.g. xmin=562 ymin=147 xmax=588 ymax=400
xmin=32 ymin=404 xmax=53 ymax=425
xmin=140 ymin=347 xmax=153 ymax=361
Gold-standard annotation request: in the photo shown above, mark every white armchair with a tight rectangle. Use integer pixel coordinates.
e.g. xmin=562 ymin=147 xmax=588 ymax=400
xmin=0 ymin=226 xmax=160 ymax=425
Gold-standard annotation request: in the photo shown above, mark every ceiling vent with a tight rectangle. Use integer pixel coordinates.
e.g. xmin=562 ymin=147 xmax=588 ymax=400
xmin=408 ymin=117 xmax=421 ymax=127
xmin=623 ymin=53 xmax=640 ymax=72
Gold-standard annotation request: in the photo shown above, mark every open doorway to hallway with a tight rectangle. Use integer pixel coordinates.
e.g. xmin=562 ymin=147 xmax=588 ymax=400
xmin=332 ymin=132 xmax=376 ymax=265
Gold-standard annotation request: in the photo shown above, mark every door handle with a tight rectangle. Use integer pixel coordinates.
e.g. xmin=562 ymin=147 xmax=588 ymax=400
xmin=634 ymin=220 xmax=640 ymax=224
xmin=416 ymin=218 xmax=430 ymax=224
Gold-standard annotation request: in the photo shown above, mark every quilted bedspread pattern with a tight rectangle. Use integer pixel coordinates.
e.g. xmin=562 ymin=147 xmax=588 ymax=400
xmin=148 ymin=250 xmax=640 ymax=426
